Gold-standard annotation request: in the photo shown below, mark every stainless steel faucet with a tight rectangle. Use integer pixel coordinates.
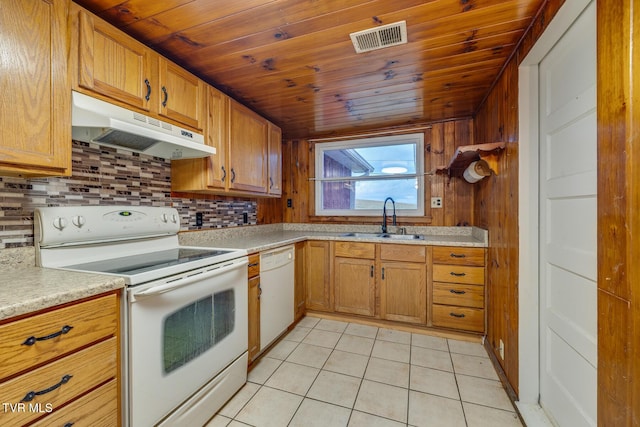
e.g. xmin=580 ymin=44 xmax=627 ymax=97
xmin=381 ymin=197 xmax=396 ymax=233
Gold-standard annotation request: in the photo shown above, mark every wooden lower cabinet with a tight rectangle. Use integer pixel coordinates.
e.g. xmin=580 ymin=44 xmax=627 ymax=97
xmin=305 ymin=241 xmax=332 ymax=312
xmin=430 ymin=246 xmax=486 ymax=333
xmin=294 ymin=242 xmax=306 ymax=322
xmin=247 ymin=254 xmax=261 ymax=362
xmin=0 ymin=291 xmax=120 ymax=427
xmin=380 ymin=261 xmax=427 ymax=324
xmin=334 ymin=257 xmax=376 ymax=316
xmin=379 ymin=244 xmax=427 ymax=324
xmin=30 ymin=379 xmax=118 ymax=427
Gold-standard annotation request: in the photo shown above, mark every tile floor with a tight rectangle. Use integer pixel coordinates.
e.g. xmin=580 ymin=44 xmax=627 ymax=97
xmin=207 ymin=316 xmax=523 ymax=427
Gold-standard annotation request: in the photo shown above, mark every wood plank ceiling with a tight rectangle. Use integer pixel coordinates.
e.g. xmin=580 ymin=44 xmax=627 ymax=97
xmin=73 ymin=0 xmax=546 ymax=140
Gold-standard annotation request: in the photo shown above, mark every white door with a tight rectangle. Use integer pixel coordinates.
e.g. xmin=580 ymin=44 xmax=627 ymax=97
xmin=538 ymin=2 xmax=597 ymax=426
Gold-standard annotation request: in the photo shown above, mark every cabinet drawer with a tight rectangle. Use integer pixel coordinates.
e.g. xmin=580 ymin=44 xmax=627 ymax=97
xmin=433 ymin=283 xmax=484 ymax=308
xmin=379 ymin=244 xmax=426 ymax=263
xmin=432 ymin=247 xmax=485 ymax=266
xmin=0 ymin=293 xmax=118 ymax=380
xmin=432 ymin=265 xmax=485 ymax=285
xmin=248 ymin=253 xmax=260 ymax=278
xmin=30 ymin=378 xmax=118 ymax=427
xmin=432 ymin=305 xmax=484 ymax=333
xmin=0 ymin=337 xmax=117 ymax=427
xmin=334 ymin=241 xmax=375 ymax=259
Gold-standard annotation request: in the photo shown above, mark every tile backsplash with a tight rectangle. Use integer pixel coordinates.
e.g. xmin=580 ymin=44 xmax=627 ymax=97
xmin=0 ymin=141 xmax=256 ymax=249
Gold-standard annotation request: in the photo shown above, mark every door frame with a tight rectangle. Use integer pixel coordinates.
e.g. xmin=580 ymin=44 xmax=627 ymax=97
xmin=517 ymin=0 xmax=593 ymax=422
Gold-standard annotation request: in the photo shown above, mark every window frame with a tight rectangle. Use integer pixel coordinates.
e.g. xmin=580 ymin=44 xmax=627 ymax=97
xmin=313 ymin=133 xmax=425 ymax=217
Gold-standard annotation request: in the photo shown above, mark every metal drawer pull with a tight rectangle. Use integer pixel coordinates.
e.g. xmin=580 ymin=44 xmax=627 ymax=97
xmin=144 ymin=78 xmax=151 ymax=101
xmin=248 ymin=262 xmax=259 ymax=267
xmin=221 ymin=166 xmax=227 ymax=182
xmin=21 ymin=374 xmax=73 ymax=402
xmin=161 ymin=86 xmax=169 ymax=107
xmin=64 ymin=423 xmax=75 ymax=427
xmin=258 ymin=284 xmax=262 ymax=299
xmin=449 ymin=312 xmax=466 ymax=318
xmin=231 ymin=168 xmax=236 ymax=183
xmin=449 ymin=289 xmax=466 ymax=295
xmin=450 ymin=253 xmax=466 ymax=258
xmin=370 ymin=265 xmax=374 ymax=277
xmin=22 ymin=325 xmax=73 ymax=346
xmin=381 ymin=267 xmax=385 ymax=279
xmin=450 ymin=272 xmax=466 ymax=277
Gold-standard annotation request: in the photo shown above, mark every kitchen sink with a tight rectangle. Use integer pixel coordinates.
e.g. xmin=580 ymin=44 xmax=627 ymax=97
xmin=339 ymin=232 xmax=424 ymax=240
xmin=378 ymin=233 xmax=424 ymax=240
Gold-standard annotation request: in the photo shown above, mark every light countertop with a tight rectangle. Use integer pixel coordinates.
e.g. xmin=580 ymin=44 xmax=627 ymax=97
xmin=0 ymin=265 xmax=124 ymax=321
xmin=179 ymin=223 xmax=488 ymax=253
xmin=0 ymin=223 xmax=486 ymax=321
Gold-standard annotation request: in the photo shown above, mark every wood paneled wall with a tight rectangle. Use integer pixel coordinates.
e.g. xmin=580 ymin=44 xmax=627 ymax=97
xmin=473 ymin=0 xmax=566 ymax=395
xmin=596 ymin=1 xmax=640 ymax=425
xmin=278 ymin=120 xmax=475 ymax=227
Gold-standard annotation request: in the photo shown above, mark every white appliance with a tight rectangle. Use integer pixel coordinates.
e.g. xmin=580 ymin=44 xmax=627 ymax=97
xmin=71 ymin=91 xmax=215 ymax=159
xmin=35 ymin=206 xmax=248 ymax=427
xmin=259 ymin=245 xmax=295 ymax=350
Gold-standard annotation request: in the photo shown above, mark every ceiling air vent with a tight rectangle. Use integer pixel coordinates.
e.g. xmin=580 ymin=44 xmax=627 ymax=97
xmin=350 ymin=21 xmax=407 ymax=53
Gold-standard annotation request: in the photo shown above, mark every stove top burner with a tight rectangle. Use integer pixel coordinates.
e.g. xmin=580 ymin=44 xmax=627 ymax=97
xmin=66 ymin=247 xmax=233 ymax=276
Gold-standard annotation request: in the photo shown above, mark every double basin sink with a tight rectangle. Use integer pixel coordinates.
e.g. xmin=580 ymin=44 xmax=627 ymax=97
xmin=339 ymin=232 xmax=424 ymax=240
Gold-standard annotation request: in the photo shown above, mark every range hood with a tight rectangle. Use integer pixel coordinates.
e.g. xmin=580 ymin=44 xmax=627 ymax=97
xmin=71 ymin=91 xmax=215 ymax=159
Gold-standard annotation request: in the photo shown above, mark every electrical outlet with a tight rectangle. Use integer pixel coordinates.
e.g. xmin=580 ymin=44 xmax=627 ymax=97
xmin=243 ymin=212 xmax=248 ymax=224
xmin=195 ymin=212 xmax=203 ymax=227
xmin=499 ymin=339 xmax=505 ymax=360
xmin=287 ymin=198 xmax=292 ymax=208
xmin=431 ymin=197 xmax=443 ymax=208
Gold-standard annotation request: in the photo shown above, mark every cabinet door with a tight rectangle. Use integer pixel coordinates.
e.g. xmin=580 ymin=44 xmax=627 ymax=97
xmin=248 ymin=275 xmax=260 ymax=361
xmin=0 ymin=0 xmax=71 ymax=177
xmin=228 ymin=100 xmax=268 ymax=194
xmin=294 ymin=242 xmax=306 ymax=322
xmin=205 ymin=86 xmax=228 ymax=189
xmin=158 ymin=57 xmax=204 ymax=130
xmin=77 ymin=9 xmax=152 ymax=111
xmin=380 ymin=261 xmax=427 ymax=324
xmin=305 ymin=241 xmax=332 ymax=311
xmin=334 ymin=257 xmax=375 ymax=316
xmin=267 ymin=123 xmax=282 ymax=196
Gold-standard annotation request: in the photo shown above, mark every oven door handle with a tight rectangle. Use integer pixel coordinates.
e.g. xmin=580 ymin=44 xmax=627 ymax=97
xmin=133 ymin=258 xmax=248 ymax=298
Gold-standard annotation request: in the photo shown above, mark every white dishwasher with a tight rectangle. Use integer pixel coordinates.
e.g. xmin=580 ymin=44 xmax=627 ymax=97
xmin=260 ymin=245 xmax=295 ymax=350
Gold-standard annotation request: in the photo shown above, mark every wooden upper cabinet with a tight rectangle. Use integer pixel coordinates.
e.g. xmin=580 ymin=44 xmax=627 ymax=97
xmin=75 ymin=5 xmax=204 ymax=130
xmin=268 ymin=123 xmax=282 ymax=196
xmin=228 ymin=100 xmax=268 ymax=194
xmin=0 ymin=0 xmax=71 ymax=177
xmin=205 ymin=85 xmax=228 ymax=190
xmin=157 ymin=57 xmax=204 ymax=130
xmin=77 ymin=9 xmax=152 ymax=111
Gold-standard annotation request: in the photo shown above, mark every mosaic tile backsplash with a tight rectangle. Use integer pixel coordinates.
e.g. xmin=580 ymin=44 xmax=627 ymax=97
xmin=0 ymin=141 xmax=257 ymax=249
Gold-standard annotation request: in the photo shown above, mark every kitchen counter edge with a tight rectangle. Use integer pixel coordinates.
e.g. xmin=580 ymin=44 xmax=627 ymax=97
xmin=0 ymin=266 xmax=125 ymax=321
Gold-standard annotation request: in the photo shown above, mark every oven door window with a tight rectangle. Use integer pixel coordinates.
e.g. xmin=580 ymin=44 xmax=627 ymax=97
xmin=162 ymin=289 xmax=235 ymax=374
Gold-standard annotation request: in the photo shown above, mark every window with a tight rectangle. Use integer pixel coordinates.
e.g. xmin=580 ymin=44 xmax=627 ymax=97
xmin=314 ymin=133 xmax=424 ymax=216
xmin=162 ymin=290 xmax=235 ymax=374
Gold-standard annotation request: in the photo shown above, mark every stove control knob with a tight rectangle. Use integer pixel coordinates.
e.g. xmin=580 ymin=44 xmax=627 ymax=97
xmin=160 ymin=213 xmax=168 ymax=223
xmin=53 ymin=217 xmax=67 ymax=230
xmin=72 ymin=215 xmax=86 ymax=228
xmin=171 ymin=214 xmax=178 ymax=223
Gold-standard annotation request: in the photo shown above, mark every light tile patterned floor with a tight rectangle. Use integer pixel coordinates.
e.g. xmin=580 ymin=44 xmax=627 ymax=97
xmin=208 ymin=316 xmax=523 ymax=427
